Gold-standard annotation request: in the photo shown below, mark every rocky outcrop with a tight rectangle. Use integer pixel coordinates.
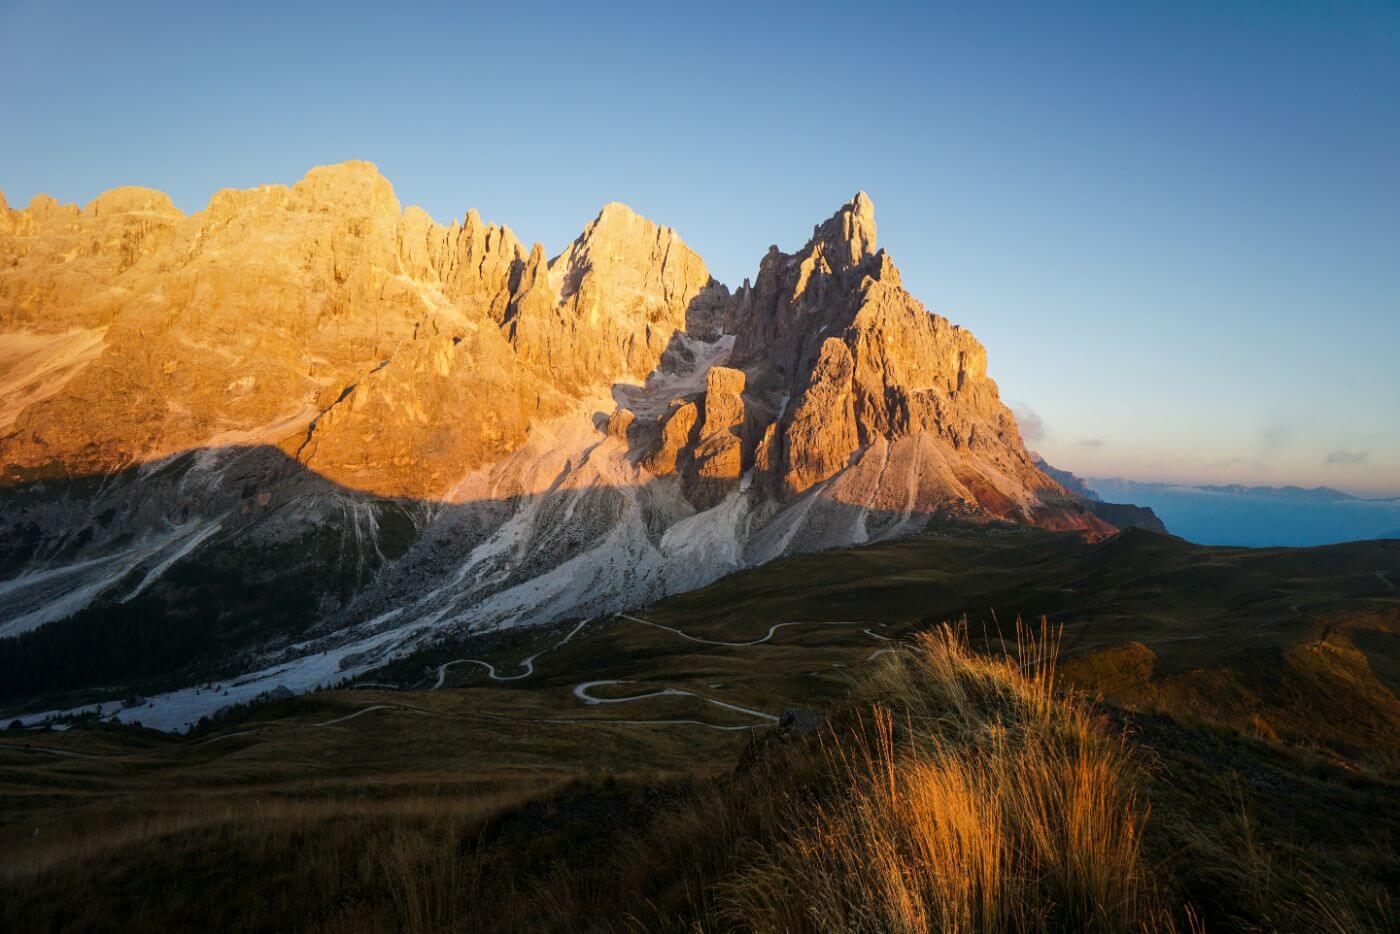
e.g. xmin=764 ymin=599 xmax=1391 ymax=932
xmin=0 ymin=167 xmax=1095 ymax=529
xmin=684 ymin=366 xmax=750 ymax=508
xmin=641 ymin=401 xmax=700 ymax=475
xmin=603 ymin=191 xmax=1106 ymax=534
xmin=723 ymin=192 xmax=878 ymax=384
xmin=780 ymin=338 xmax=861 ymax=496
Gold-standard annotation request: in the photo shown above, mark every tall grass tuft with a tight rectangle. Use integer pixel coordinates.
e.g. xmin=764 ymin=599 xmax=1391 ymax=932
xmin=721 ymin=621 xmax=1173 ymax=933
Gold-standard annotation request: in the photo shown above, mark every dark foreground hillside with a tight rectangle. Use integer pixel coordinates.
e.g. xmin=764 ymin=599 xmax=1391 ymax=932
xmin=2 ymin=528 xmax=1397 ymax=931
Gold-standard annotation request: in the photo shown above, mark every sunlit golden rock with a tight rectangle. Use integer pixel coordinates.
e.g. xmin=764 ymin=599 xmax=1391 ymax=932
xmin=0 ymin=168 xmax=1102 ymax=536
xmin=0 ymin=163 xmax=716 ymax=498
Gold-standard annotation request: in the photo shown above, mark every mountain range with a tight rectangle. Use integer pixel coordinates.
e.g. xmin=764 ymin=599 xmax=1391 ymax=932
xmin=2 ymin=162 xmax=1149 ymax=727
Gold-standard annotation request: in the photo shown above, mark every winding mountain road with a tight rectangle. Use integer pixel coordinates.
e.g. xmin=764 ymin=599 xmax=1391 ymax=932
xmin=46 ymin=613 xmax=904 ymax=750
xmin=432 ymin=615 xmax=881 ymax=691
xmin=433 ymin=617 xmax=591 ymax=688
xmin=405 ymin=613 xmax=897 ymax=732
xmin=615 ymin=613 xmax=878 ymax=646
xmin=552 ymin=617 xmax=899 ymax=729
xmin=195 ymin=728 xmax=265 ymax=746
xmin=434 ymin=657 xmax=534 ymax=687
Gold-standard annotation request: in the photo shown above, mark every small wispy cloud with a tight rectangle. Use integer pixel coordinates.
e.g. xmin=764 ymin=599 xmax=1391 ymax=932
xmin=1260 ymin=419 xmax=1297 ymax=453
xmin=1011 ymin=403 xmax=1046 ymax=443
xmin=1076 ymin=438 xmax=1103 ymax=449
xmin=1325 ymin=449 xmax=1369 ymax=465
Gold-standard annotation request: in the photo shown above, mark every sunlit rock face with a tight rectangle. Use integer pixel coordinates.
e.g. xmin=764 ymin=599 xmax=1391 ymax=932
xmin=0 ymin=164 xmax=1108 ymax=728
xmin=655 ymin=190 xmax=1103 ymax=535
xmin=0 ymin=163 xmax=721 ymax=499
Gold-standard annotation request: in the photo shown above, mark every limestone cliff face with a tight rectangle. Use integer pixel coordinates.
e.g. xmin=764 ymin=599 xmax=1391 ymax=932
xmin=630 ymin=192 xmax=1107 ymax=536
xmin=724 ymin=190 xmax=880 ymax=382
xmin=547 ymin=202 xmax=718 ymax=389
xmin=0 ymin=163 xmax=711 ymax=499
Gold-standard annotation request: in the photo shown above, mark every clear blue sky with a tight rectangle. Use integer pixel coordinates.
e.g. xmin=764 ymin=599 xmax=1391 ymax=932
xmin=3 ymin=0 xmax=1397 ymax=495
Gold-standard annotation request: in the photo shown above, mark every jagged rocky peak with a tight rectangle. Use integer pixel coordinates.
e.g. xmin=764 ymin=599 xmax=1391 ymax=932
xmin=550 ymin=199 xmax=712 ymax=317
xmin=723 ymin=192 xmax=892 ymax=382
xmin=812 ymin=189 xmax=878 ymax=270
xmin=0 ymin=166 xmax=1098 ymax=534
xmin=542 ymin=199 xmax=717 ymax=387
xmin=653 ymin=189 xmax=1108 ymax=533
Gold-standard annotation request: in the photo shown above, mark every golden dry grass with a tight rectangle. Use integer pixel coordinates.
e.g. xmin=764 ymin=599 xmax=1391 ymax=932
xmin=719 ymin=623 xmax=1174 ymax=933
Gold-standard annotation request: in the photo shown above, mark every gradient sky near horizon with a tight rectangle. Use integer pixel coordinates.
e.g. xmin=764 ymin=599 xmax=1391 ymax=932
xmin=2 ymin=0 xmax=1397 ymax=495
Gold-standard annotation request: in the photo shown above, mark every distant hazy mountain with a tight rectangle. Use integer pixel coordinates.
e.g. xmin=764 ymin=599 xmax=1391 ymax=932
xmin=1032 ymin=455 xmax=1101 ymax=501
xmin=1031 ymin=455 xmax=1168 ymax=533
xmin=1194 ymin=484 xmax=1359 ymax=502
xmin=1087 ymin=478 xmax=1400 ymax=547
